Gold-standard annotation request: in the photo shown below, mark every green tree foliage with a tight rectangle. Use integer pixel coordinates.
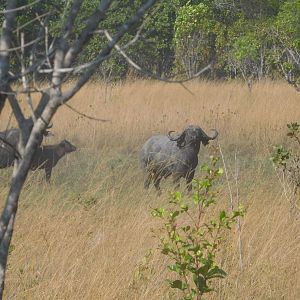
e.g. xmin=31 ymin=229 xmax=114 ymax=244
xmin=2 ymin=0 xmax=299 ymax=82
xmin=271 ymin=0 xmax=300 ymax=86
xmin=174 ymin=3 xmax=216 ymax=77
xmin=173 ymin=0 xmax=299 ymax=84
xmin=57 ymin=0 xmax=178 ymax=79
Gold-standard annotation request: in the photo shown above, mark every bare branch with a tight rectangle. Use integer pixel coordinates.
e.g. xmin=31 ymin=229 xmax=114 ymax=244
xmin=21 ymin=32 xmax=37 ymax=123
xmin=30 ymin=13 xmax=52 ymax=79
xmin=60 ymin=0 xmax=157 ymax=104
xmin=103 ymin=30 xmax=211 ymax=84
xmin=0 ymin=0 xmax=41 ymax=14
xmin=4 ymin=110 xmax=13 ymax=133
xmin=13 ymin=11 xmax=51 ymax=33
xmin=38 ymin=67 xmax=75 ymax=74
xmin=44 ymin=25 xmax=51 ymax=68
xmin=7 ymin=87 xmax=25 ymax=128
xmin=8 ymin=47 xmax=56 ymax=82
xmin=64 ymin=103 xmax=111 ymax=122
xmin=63 ymin=0 xmax=84 ymax=40
xmin=63 ymin=0 xmax=112 ymax=67
xmin=0 ymin=85 xmax=51 ymax=95
xmin=95 ymin=20 xmax=146 ymax=50
xmin=287 ymin=49 xmax=300 ymax=69
xmin=0 ymin=0 xmax=18 ymax=113
xmin=0 ymin=36 xmax=43 ymax=53
xmin=0 ymin=13 xmax=28 ymax=126
xmin=0 ymin=213 xmax=15 ymax=298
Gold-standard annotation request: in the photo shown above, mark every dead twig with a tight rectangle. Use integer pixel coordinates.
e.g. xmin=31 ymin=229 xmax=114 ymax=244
xmin=64 ymin=103 xmax=111 ymax=122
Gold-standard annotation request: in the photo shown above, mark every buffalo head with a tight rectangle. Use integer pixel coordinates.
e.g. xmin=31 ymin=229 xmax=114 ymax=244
xmin=168 ymin=125 xmax=218 ymax=148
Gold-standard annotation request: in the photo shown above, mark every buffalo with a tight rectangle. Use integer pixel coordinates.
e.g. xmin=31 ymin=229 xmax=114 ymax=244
xmin=30 ymin=139 xmax=76 ymax=181
xmin=140 ymin=125 xmax=218 ymax=192
xmin=0 ymin=128 xmax=76 ymax=181
xmin=0 ymin=127 xmax=53 ymax=168
xmin=0 ymin=128 xmax=19 ymax=168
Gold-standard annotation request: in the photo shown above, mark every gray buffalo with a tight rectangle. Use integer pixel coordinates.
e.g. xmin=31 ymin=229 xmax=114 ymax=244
xmin=140 ymin=125 xmax=218 ymax=192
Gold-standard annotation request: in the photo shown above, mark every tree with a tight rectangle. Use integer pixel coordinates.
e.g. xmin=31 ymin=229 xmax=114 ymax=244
xmin=271 ymin=0 xmax=300 ymax=90
xmin=0 ymin=0 xmax=157 ymax=297
xmin=171 ymin=0 xmax=299 ymax=88
xmin=174 ymin=2 xmax=216 ymax=78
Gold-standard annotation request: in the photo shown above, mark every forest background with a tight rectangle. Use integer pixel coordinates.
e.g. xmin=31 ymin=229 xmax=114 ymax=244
xmin=1 ymin=0 xmax=299 ymax=86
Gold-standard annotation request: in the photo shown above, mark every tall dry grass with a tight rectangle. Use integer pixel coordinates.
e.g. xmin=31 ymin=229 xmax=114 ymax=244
xmin=0 ymin=80 xmax=299 ymax=299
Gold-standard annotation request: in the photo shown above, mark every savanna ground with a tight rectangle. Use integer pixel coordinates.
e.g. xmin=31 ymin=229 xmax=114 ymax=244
xmin=0 ymin=81 xmax=299 ymax=299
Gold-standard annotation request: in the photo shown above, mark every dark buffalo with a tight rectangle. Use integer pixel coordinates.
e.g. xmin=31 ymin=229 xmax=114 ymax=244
xmin=0 ymin=127 xmax=53 ymax=168
xmin=0 ymin=128 xmax=20 ymax=168
xmin=0 ymin=130 xmax=76 ymax=181
xmin=140 ymin=125 xmax=218 ymax=192
xmin=30 ymin=140 xmax=76 ymax=181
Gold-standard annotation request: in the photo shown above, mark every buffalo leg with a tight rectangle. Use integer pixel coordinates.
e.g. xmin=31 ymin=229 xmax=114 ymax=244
xmin=172 ymin=174 xmax=181 ymax=190
xmin=144 ymin=172 xmax=153 ymax=189
xmin=186 ymin=170 xmax=195 ymax=191
xmin=45 ymin=166 xmax=52 ymax=182
xmin=153 ymin=174 xmax=162 ymax=194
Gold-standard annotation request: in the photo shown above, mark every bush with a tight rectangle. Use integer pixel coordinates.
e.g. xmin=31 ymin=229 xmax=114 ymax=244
xmin=151 ymin=156 xmax=244 ymax=299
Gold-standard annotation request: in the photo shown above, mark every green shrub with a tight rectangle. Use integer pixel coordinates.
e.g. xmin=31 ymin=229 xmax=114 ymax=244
xmin=151 ymin=156 xmax=244 ymax=299
xmin=271 ymin=122 xmax=300 ymax=216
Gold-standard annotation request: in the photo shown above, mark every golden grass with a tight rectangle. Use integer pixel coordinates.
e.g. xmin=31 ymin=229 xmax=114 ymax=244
xmin=0 ymin=80 xmax=300 ymax=299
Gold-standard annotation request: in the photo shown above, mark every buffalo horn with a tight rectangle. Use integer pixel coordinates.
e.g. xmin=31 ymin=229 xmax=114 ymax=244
xmin=208 ymin=129 xmax=218 ymax=140
xmin=168 ymin=130 xmax=182 ymax=141
xmin=199 ymin=128 xmax=218 ymax=140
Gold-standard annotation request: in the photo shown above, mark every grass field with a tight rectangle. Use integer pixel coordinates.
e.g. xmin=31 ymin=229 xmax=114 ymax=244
xmin=0 ymin=80 xmax=299 ymax=299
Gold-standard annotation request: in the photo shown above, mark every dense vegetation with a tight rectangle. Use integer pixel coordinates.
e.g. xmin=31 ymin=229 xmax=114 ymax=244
xmin=2 ymin=0 xmax=299 ymax=84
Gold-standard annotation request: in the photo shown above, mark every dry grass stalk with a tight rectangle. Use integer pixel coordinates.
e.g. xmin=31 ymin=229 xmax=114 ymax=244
xmin=0 ymin=80 xmax=299 ymax=299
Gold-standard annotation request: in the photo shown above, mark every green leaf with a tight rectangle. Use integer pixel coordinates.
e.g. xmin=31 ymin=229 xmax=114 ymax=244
xmin=193 ymin=274 xmax=212 ymax=293
xmin=201 ymin=164 xmax=209 ymax=171
xmin=168 ymin=263 xmax=184 ymax=274
xmin=174 ymin=191 xmax=182 ymax=201
xmin=167 ymin=279 xmax=187 ymax=291
xmin=193 ymin=193 xmax=200 ymax=204
xmin=180 ymin=203 xmax=188 ymax=211
xmin=232 ymin=210 xmax=242 ymax=218
xmin=219 ymin=210 xmax=226 ymax=221
xmin=217 ymin=167 xmax=224 ymax=175
xmin=151 ymin=207 xmax=165 ymax=218
xmin=198 ymin=256 xmax=213 ymax=275
xmin=206 ymin=266 xmax=227 ymax=279
xmin=182 ymin=225 xmax=191 ymax=232
xmin=200 ymin=179 xmax=212 ymax=189
xmin=170 ymin=211 xmax=180 ymax=220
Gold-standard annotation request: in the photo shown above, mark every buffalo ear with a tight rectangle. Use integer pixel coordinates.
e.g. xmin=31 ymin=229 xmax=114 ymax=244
xmin=201 ymin=138 xmax=209 ymax=146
